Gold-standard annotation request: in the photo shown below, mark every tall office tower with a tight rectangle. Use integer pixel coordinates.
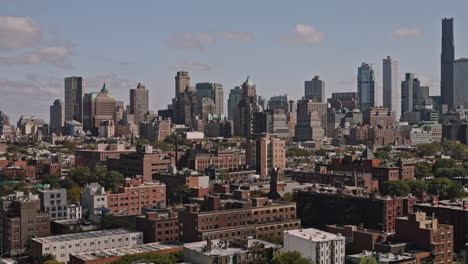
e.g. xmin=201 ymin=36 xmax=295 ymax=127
xmin=304 ymin=75 xmax=325 ymax=102
xmin=195 ymin=82 xmax=224 ymax=115
xmin=175 ymin=71 xmax=190 ymax=97
xmin=82 ymin=84 xmax=116 ymax=134
xmin=295 ymin=99 xmax=326 ymax=141
xmin=64 ymin=76 xmax=84 ymax=122
xmin=401 ymin=73 xmax=420 ymax=113
xmin=383 ymin=56 xmax=400 ymax=121
xmin=0 ymin=110 xmax=10 ymax=126
xmin=414 ymin=86 xmax=430 ymax=106
xmin=49 ymin=99 xmax=65 ymax=133
xmin=441 ymin=18 xmax=455 ymax=111
xmin=258 ymin=96 xmax=266 ymax=109
xmin=357 ymin=63 xmax=375 ymax=112
xmin=234 ymin=76 xmax=258 ymax=137
xmin=228 ymin=86 xmax=242 ymax=120
xmin=268 ymin=95 xmax=290 ymax=113
xmin=253 ymin=109 xmax=289 ymax=138
xmin=453 ymin=58 xmax=468 ymax=108
xmin=129 ymin=83 xmax=149 ymax=124
xmin=288 ymin=100 xmax=297 ymax=113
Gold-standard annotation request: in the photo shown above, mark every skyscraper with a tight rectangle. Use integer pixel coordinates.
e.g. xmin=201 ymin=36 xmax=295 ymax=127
xmin=175 ymin=71 xmax=190 ymax=97
xmin=441 ymin=18 xmax=455 ymax=111
xmin=357 ymin=63 xmax=375 ymax=112
xmin=453 ymin=58 xmax=468 ymax=108
xmin=401 ymin=73 xmax=420 ymax=113
xmin=234 ymin=76 xmax=258 ymax=137
xmin=414 ymin=86 xmax=430 ymax=107
xmin=195 ymin=82 xmax=224 ymax=115
xmin=228 ymin=86 xmax=242 ymax=120
xmin=130 ymin=83 xmax=149 ymax=124
xmin=64 ymin=76 xmax=84 ymax=122
xmin=383 ymin=56 xmax=400 ymax=121
xmin=295 ymin=99 xmax=327 ymax=141
xmin=50 ymin=99 xmax=65 ymax=133
xmin=83 ymin=83 xmax=116 ymax=134
xmin=304 ymin=76 xmax=325 ymax=102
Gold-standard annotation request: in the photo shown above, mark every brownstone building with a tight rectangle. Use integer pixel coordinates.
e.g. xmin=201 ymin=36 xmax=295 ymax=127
xmin=415 ymin=199 xmax=468 ymax=252
xmin=0 ymin=192 xmax=50 ymax=256
xmin=136 ymin=209 xmax=179 ymax=243
xmin=107 ymin=145 xmax=174 ymax=181
xmin=75 ymin=144 xmax=135 ymax=168
xmin=363 ymin=107 xmax=395 ymax=127
xmin=395 ymin=212 xmax=454 ymax=264
xmin=107 ymin=177 xmax=166 ymax=216
xmin=326 ymin=224 xmax=388 ymax=254
xmin=179 ymin=196 xmax=300 ymax=243
xmin=187 ymin=150 xmax=246 ymax=171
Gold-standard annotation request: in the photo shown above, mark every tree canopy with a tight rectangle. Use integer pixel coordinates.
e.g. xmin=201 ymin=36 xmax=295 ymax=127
xmin=271 ymin=251 xmax=313 ymax=264
xmin=380 ymin=181 xmax=411 ymax=197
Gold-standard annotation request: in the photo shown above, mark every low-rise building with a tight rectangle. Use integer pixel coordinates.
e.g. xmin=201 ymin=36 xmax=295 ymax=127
xmin=183 ymin=238 xmax=282 ymax=264
xmin=395 ymin=212 xmax=454 ymax=263
xmin=69 ymin=242 xmax=182 ymax=264
xmin=31 ymin=228 xmax=143 ymax=263
xmin=347 ymin=251 xmax=417 ymax=264
xmin=136 ymin=209 xmax=179 ymax=243
xmin=284 ymin=228 xmax=346 ymax=264
xmin=37 ymin=185 xmax=68 ymax=221
xmin=80 ymin=183 xmax=108 ymax=223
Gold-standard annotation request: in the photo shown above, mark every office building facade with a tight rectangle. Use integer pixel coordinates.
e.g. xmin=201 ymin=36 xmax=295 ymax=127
xmin=65 ymin=76 xmax=84 ymax=122
xmin=441 ymin=18 xmax=455 ymax=110
xmin=129 ymin=83 xmax=149 ymax=124
xmin=383 ymin=56 xmax=400 ymax=121
xmin=305 ymin=76 xmax=325 ymax=102
xmin=358 ymin=63 xmax=375 ymax=112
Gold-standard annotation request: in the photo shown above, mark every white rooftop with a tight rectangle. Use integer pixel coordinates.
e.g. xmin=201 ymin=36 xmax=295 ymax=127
xmin=71 ymin=242 xmax=181 ymax=260
xmin=184 ymin=239 xmax=281 ymax=257
xmin=32 ymin=228 xmax=141 ymax=244
xmin=285 ymin=228 xmax=344 ymax=242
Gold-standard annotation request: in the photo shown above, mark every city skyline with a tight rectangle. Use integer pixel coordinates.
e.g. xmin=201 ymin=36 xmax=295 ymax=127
xmin=1 ymin=1 xmax=468 ymax=122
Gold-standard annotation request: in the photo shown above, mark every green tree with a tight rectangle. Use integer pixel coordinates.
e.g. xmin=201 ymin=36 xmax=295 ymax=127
xmin=381 ymin=181 xmax=411 ymax=197
xmin=442 ymin=141 xmax=468 ymax=160
xmin=38 ymin=254 xmax=56 ymax=264
xmin=41 ymin=174 xmax=61 ymax=188
xmin=434 ymin=167 xmax=467 ymax=179
xmin=359 ymin=257 xmax=378 ymax=264
xmin=417 ymin=143 xmax=441 ymax=157
xmin=68 ymin=167 xmax=94 ymax=186
xmin=405 ymin=180 xmax=428 ymax=194
xmin=427 ymin=178 xmax=464 ymax=200
xmin=282 ymin=192 xmax=293 ymax=201
xmin=43 ymin=260 xmax=63 ymax=264
xmin=67 ymin=186 xmax=83 ymax=204
xmin=271 ymin=251 xmax=313 ymax=264
xmin=99 ymin=170 xmax=124 ymax=191
xmin=217 ymin=170 xmax=230 ymax=181
xmin=414 ymin=163 xmax=432 ymax=179
xmin=315 ymin=148 xmax=327 ymax=156
xmin=433 ymin=159 xmax=457 ymax=171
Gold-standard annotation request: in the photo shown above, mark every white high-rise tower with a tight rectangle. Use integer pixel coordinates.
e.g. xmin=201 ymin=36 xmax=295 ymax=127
xmin=383 ymin=56 xmax=400 ymax=121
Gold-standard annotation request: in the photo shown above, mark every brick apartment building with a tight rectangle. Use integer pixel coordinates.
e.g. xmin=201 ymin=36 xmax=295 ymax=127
xmin=246 ymin=134 xmax=286 ymax=178
xmin=326 ymin=224 xmax=388 ymax=254
xmin=136 ymin=209 xmax=179 ymax=243
xmin=395 ymin=212 xmax=454 ymax=263
xmin=75 ymin=144 xmax=135 ymax=168
xmin=363 ymin=107 xmax=396 ymax=127
xmin=287 ymin=166 xmax=379 ymax=192
xmin=107 ymin=145 xmax=174 ymax=181
xmin=107 ymin=177 xmax=166 ymax=216
xmin=415 ymin=199 xmax=468 ymax=252
xmin=187 ymin=150 xmax=246 ymax=171
xmin=0 ymin=192 xmax=50 ymax=256
xmin=179 ymin=195 xmax=300 ymax=243
xmin=0 ymin=165 xmax=36 ymax=181
xmin=294 ymin=186 xmax=420 ymax=233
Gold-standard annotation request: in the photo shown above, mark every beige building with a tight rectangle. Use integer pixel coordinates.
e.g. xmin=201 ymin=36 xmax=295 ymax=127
xmin=246 ymin=134 xmax=285 ymax=178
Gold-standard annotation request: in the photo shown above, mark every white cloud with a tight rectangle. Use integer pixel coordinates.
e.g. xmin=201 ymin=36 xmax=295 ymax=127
xmin=282 ymin=24 xmax=325 ymax=45
xmin=169 ymin=60 xmax=210 ymax=71
xmin=0 ymin=16 xmax=41 ymax=50
xmin=85 ymin=73 xmax=134 ymax=91
xmin=168 ymin=33 xmax=216 ymax=51
xmin=391 ymin=27 xmax=422 ymax=38
xmin=218 ymin=31 xmax=254 ymax=41
xmin=0 ymin=78 xmax=62 ymax=97
xmin=0 ymin=45 xmax=72 ymax=68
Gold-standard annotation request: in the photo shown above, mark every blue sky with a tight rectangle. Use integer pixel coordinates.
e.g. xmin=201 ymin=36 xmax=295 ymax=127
xmin=1 ymin=0 xmax=468 ymax=122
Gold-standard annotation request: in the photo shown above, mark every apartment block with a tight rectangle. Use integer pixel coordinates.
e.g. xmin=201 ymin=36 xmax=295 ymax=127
xmin=31 ymin=229 xmax=143 ymax=263
xmin=136 ymin=209 xmax=179 ymax=243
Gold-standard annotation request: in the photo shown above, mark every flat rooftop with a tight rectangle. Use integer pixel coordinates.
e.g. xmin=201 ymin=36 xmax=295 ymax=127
xmin=32 ymin=228 xmax=141 ymax=244
xmin=71 ymin=242 xmax=182 ymax=260
xmin=285 ymin=228 xmax=344 ymax=242
xmin=184 ymin=239 xmax=280 ymax=257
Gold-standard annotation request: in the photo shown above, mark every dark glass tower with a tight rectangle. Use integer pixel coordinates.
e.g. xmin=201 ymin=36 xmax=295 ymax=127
xmin=441 ymin=18 xmax=454 ymax=110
